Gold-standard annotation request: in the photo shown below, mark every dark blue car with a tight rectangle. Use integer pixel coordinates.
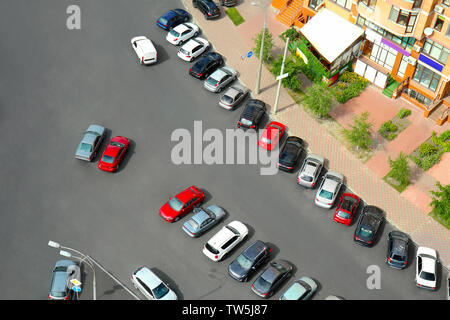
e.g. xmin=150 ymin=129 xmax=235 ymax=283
xmin=156 ymin=9 xmax=189 ymax=30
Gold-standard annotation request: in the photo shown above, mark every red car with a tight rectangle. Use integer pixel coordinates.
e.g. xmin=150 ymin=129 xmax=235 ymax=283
xmin=333 ymin=193 xmax=360 ymax=226
xmin=258 ymin=121 xmax=285 ymax=151
xmin=159 ymin=186 xmax=205 ymax=222
xmin=98 ymin=136 xmax=130 ymax=172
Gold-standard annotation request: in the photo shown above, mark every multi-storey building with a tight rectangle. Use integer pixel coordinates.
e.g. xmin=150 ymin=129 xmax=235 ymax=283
xmin=272 ymin=0 xmax=450 ymax=125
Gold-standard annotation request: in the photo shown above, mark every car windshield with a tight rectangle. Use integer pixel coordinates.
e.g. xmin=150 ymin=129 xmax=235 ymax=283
xmin=359 ymin=227 xmax=373 ymax=238
xmin=240 ymin=118 xmax=252 ymax=126
xmin=179 ymin=48 xmax=189 ymax=55
xmin=300 ymin=174 xmax=313 ymax=182
xmin=110 ymin=141 xmax=124 ymax=148
xmin=236 ymin=254 xmax=253 ymax=270
xmin=280 ymin=150 xmax=295 ymax=163
xmin=319 ymin=189 xmax=333 ymax=200
xmin=153 ymin=283 xmax=169 ymax=299
xmin=420 ymin=271 xmax=435 ymax=281
xmin=50 ymin=290 xmax=66 ymax=298
xmin=159 ymin=17 xmax=168 ymax=25
xmin=392 ymin=254 xmax=405 ymax=261
xmin=168 ymin=197 xmax=184 ymax=212
xmin=206 ymin=77 xmax=219 ymax=86
xmin=170 ymin=29 xmax=180 ymax=37
xmin=221 ymin=95 xmax=234 ymax=105
xmin=205 ymin=243 xmax=219 ymax=254
xmin=337 ymin=210 xmax=351 ymax=219
xmin=101 ymin=155 xmax=115 ymax=164
xmin=80 ymin=143 xmax=92 ymax=152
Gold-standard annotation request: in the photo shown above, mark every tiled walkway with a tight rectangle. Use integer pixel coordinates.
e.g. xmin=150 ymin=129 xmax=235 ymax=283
xmin=181 ymin=0 xmax=450 ymax=267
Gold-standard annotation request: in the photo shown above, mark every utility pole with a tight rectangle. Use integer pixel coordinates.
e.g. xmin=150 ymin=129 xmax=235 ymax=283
xmin=252 ymin=1 xmax=267 ymax=95
xmin=273 ymin=37 xmax=290 ymax=115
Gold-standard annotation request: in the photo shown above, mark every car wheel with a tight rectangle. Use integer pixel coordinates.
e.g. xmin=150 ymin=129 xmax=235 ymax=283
xmin=194 ymin=31 xmax=198 ymax=37
xmin=179 ymin=40 xmax=184 ymax=46
xmin=174 ymin=217 xmax=180 ymax=222
xmin=184 ymin=16 xmax=188 ymax=22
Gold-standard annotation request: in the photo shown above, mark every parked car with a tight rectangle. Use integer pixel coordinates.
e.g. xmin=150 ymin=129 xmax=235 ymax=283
xmin=48 ymin=260 xmax=81 ymax=300
xmin=353 ymin=205 xmax=384 ymax=247
xmin=220 ymin=0 xmax=238 ymax=6
xmin=98 ymin=136 xmax=130 ymax=172
xmin=182 ymin=205 xmax=226 ymax=237
xmin=277 ymin=136 xmax=303 ymax=172
xmin=156 ymin=9 xmax=189 ymax=30
xmin=332 ymin=193 xmax=360 ymax=226
xmin=159 ymin=186 xmax=205 ymax=222
xmin=131 ymin=36 xmax=157 ymax=65
xmin=189 ymin=52 xmax=223 ymax=80
xmin=297 ymin=153 xmax=324 ymax=188
xmin=166 ymin=22 xmax=200 ymax=46
xmin=228 ymin=240 xmax=271 ymax=282
xmin=193 ymin=0 xmax=221 ymax=19
xmin=279 ymin=276 xmax=317 ymax=300
xmin=237 ymin=99 xmax=266 ymax=130
xmin=314 ymin=171 xmax=343 ymax=209
xmin=258 ymin=121 xmax=285 ymax=151
xmin=177 ymin=37 xmax=209 ymax=62
xmin=131 ymin=266 xmax=177 ymax=300
xmin=75 ymin=124 xmax=106 ymax=161
xmin=203 ymin=220 xmax=248 ymax=262
xmin=415 ymin=246 xmax=438 ymax=291
xmin=447 ymin=275 xmax=450 ymax=300
xmin=219 ymin=84 xmax=249 ymax=110
xmin=204 ymin=66 xmax=238 ymax=93
xmin=251 ymin=260 xmax=293 ymax=298
xmin=386 ymin=231 xmax=409 ymax=269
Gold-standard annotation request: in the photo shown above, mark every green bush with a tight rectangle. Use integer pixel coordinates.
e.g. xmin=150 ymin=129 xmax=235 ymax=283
xmin=439 ymin=130 xmax=450 ymax=142
xmin=333 ymin=71 xmax=368 ymax=104
xmin=303 ymin=83 xmax=334 ymax=118
xmin=419 ymin=142 xmax=438 ymax=157
xmin=420 ymin=153 xmax=442 ymax=171
xmin=378 ymin=120 xmax=398 ymax=139
xmin=270 ymin=55 xmax=302 ymax=92
xmin=388 ymin=133 xmax=397 ymax=141
xmin=282 ymin=27 xmax=299 ymax=41
xmin=398 ymin=108 xmax=411 ymax=119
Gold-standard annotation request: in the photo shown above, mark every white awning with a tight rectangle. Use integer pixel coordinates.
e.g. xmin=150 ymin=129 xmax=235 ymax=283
xmin=300 ymin=8 xmax=364 ymax=64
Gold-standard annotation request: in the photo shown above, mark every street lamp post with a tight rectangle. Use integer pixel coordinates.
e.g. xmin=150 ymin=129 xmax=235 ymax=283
xmin=252 ymin=0 xmax=267 ymax=95
xmin=273 ymin=37 xmax=290 ymax=115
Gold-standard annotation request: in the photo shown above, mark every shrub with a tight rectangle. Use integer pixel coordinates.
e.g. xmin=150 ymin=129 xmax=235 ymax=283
xmin=253 ymin=28 xmax=274 ymax=63
xmin=333 ymin=71 xmax=368 ymax=104
xmin=419 ymin=142 xmax=438 ymax=157
xmin=387 ymin=152 xmax=410 ymax=186
xmin=398 ymin=108 xmax=411 ymax=119
xmin=282 ymin=27 xmax=299 ymax=41
xmin=388 ymin=133 xmax=397 ymax=141
xmin=343 ymin=111 xmax=373 ymax=150
xmin=439 ymin=130 xmax=450 ymax=142
xmin=303 ymin=83 xmax=334 ymax=118
xmin=430 ymin=182 xmax=450 ymax=226
xmin=378 ymin=120 xmax=398 ymax=139
xmin=420 ymin=153 xmax=442 ymax=171
xmin=270 ymin=55 xmax=303 ymax=92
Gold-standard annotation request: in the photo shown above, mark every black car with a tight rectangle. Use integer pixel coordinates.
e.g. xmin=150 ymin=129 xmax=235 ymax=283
xmin=237 ymin=99 xmax=266 ymax=130
xmin=386 ymin=231 xmax=409 ymax=269
xmin=354 ymin=205 xmax=384 ymax=247
xmin=193 ymin=0 xmax=221 ymax=19
xmin=228 ymin=240 xmax=271 ymax=282
xmin=251 ymin=259 xmax=293 ymax=298
xmin=189 ymin=52 xmax=223 ymax=80
xmin=220 ymin=0 xmax=238 ymax=6
xmin=277 ymin=136 xmax=304 ymax=172
xmin=156 ymin=9 xmax=190 ymax=30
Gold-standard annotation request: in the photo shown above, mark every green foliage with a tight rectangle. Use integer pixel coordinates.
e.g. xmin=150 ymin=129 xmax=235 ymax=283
xmin=439 ymin=130 xmax=450 ymax=142
xmin=281 ymin=27 xmax=299 ymax=41
xmin=397 ymin=108 xmax=411 ymax=119
xmin=378 ymin=120 xmax=398 ymax=139
xmin=333 ymin=71 xmax=369 ymax=104
xmin=225 ymin=7 xmax=245 ymax=26
xmin=387 ymin=152 xmax=410 ymax=186
xmin=343 ymin=111 xmax=374 ymax=150
xmin=270 ymin=55 xmax=303 ymax=92
xmin=303 ymin=83 xmax=334 ymax=118
xmin=296 ymin=36 xmax=329 ymax=83
xmin=430 ymin=182 xmax=450 ymax=225
xmin=419 ymin=142 xmax=438 ymax=157
xmin=253 ymin=28 xmax=274 ymax=63
xmin=388 ymin=133 xmax=397 ymax=141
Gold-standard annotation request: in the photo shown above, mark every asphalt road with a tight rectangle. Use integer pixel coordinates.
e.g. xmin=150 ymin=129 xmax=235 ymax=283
xmin=0 ymin=0 xmax=447 ymax=300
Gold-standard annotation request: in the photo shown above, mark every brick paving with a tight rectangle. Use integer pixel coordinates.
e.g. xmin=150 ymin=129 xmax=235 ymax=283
xmin=181 ymin=0 xmax=450 ymax=268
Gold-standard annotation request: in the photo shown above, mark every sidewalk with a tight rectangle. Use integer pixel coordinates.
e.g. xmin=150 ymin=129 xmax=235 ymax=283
xmin=181 ymin=0 xmax=450 ymax=268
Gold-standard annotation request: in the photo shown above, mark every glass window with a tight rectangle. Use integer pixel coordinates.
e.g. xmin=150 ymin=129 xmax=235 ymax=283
xmin=408 ymin=89 xmax=432 ymax=106
xmin=434 ymin=17 xmax=445 ymax=32
xmin=446 ymin=24 xmax=450 ymax=38
xmin=413 ymin=64 xmax=441 ymax=92
xmin=389 ymin=6 xmax=417 ymax=31
xmin=397 ymin=55 xmax=408 ymax=78
xmin=422 ymin=39 xmax=450 ymax=64
xmin=308 ymin=0 xmax=323 ymax=10
xmin=361 ymin=0 xmax=377 ymax=9
xmin=332 ymin=0 xmax=351 ymax=10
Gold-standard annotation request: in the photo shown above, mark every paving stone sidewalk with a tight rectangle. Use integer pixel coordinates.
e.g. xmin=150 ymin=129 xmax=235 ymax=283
xmin=181 ymin=0 xmax=450 ymax=268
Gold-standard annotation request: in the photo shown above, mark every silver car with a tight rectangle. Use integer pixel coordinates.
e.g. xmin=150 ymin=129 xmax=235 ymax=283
xmin=131 ymin=266 xmax=177 ymax=300
xmin=279 ymin=276 xmax=317 ymax=300
xmin=204 ymin=66 xmax=238 ymax=93
xmin=315 ymin=170 xmax=344 ymax=209
xmin=218 ymin=84 xmax=249 ymax=110
xmin=182 ymin=205 xmax=226 ymax=237
xmin=297 ymin=153 xmax=324 ymax=188
xmin=75 ymin=124 xmax=106 ymax=161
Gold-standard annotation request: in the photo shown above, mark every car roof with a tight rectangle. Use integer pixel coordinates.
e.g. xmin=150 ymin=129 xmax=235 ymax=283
xmin=243 ymin=240 xmax=267 ymax=260
xmin=211 ymin=68 xmax=230 ymax=80
xmin=192 ymin=209 xmax=210 ymax=224
xmin=207 ymin=226 xmax=235 ymax=248
xmin=134 ymin=267 xmax=161 ymax=289
xmin=223 ymin=87 xmax=241 ymax=99
xmin=322 ymin=178 xmax=339 ymax=192
xmin=391 ymin=238 xmax=408 ymax=255
xmin=303 ymin=161 xmax=318 ymax=176
xmin=162 ymin=10 xmax=178 ymax=19
xmin=82 ymin=132 xmax=99 ymax=145
xmin=183 ymin=38 xmax=203 ymax=51
xmin=173 ymin=23 xmax=190 ymax=33
xmin=176 ymin=187 xmax=197 ymax=202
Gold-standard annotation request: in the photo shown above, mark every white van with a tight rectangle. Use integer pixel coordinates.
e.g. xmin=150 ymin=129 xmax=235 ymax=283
xmin=131 ymin=36 xmax=157 ymax=65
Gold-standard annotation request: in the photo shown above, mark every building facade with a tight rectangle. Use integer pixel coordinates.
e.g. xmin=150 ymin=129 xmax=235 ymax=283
xmin=272 ymin=0 xmax=450 ymax=125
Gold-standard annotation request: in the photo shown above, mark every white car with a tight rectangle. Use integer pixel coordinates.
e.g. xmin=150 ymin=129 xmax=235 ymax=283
xmin=131 ymin=36 xmax=157 ymax=65
xmin=131 ymin=266 xmax=177 ymax=300
xmin=177 ymin=37 xmax=209 ymax=62
xmin=314 ymin=171 xmax=343 ymax=209
xmin=166 ymin=23 xmax=200 ymax=46
xmin=203 ymin=220 xmax=248 ymax=262
xmin=415 ymin=246 xmax=438 ymax=291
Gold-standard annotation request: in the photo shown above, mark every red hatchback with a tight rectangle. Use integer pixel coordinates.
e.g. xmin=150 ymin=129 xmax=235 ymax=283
xmin=159 ymin=186 xmax=205 ymax=222
xmin=258 ymin=121 xmax=285 ymax=151
xmin=98 ymin=136 xmax=130 ymax=172
xmin=333 ymin=193 xmax=360 ymax=226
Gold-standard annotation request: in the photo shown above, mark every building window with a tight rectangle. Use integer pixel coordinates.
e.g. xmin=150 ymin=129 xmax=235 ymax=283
xmin=308 ymin=0 xmax=323 ymax=10
xmin=446 ymin=24 xmax=450 ymax=38
xmin=413 ymin=0 xmax=422 ymax=9
xmin=433 ymin=17 xmax=445 ymax=32
xmin=331 ymin=0 xmax=352 ymax=10
xmin=407 ymin=89 xmax=432 ymax=106
xmin=370 ymin=42 xmax=397 ymax=71
xmin=388 ymin=6 xmax=418 ymax=32
xmin=397 ymin=55 xmax=408 ymax=78
xmin=422 ymin=39 xmax=450 ymax=65
xmin=412 ymin=64 xmax=441 ymax=92
xmin=443 ymin=0 xmax=450 ymax=6
xmin=360 ymin=0 xmax=377 ymax=10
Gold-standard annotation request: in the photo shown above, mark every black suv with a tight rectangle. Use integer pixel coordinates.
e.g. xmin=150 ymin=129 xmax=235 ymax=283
xmin=220 ymin=0 xmax=238 ymax=6
xmin=193 ymin=0 xmax=221 ymax=20
xmin=278 ymin=136 xmax=304 ymax=172
xmin=386 ymin=231 xmax=409 ymax=269
xmin=354 ymin=205 xmax=384 ymax=247
xmin=228 ymin=240 xmax=271 ymax=282
xmin=189 ymin=52 xmax=223 ymax=79
xmin=237 ymin=99 xmax=266 ymax=130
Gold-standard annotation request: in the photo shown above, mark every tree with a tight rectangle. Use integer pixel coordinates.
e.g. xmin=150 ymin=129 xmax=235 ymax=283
xmin=303 ymin=83 xmax=334 ymax=118
xmin=387 ymin=152 xmax=410 ymax=186
xmin=270 ymin=55 xmax=302 ymax=92
xmin=253 ymin=28 xmax=274 ymax=63
xmin=430 ymin=182 xmax=450 ymax=223
xmin=343 ymin=111 xmax=373 ymax=150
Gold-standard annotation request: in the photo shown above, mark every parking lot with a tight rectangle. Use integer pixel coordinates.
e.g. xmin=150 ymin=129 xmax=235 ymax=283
xmin=0 ymin=0 xmax=447 ymax=299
